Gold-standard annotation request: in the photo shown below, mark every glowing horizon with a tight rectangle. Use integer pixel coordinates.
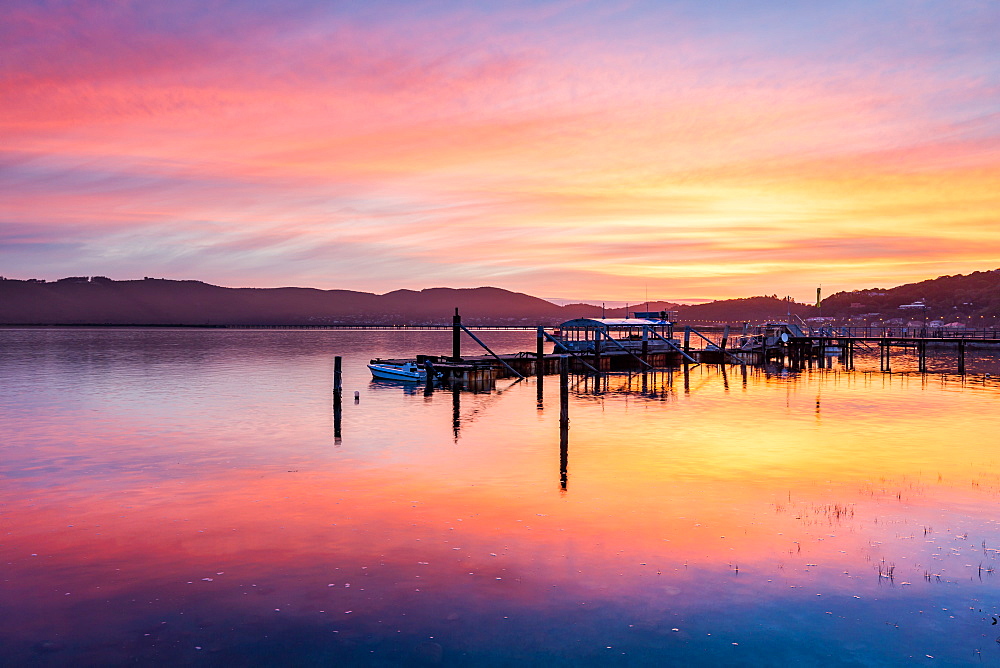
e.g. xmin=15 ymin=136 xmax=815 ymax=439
xmin=2 ymin=1 xmax=998 ymax=303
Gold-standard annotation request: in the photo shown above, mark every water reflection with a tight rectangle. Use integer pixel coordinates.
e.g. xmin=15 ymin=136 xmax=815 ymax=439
xmin=3 ymin=329 xmax=1000 ymax=665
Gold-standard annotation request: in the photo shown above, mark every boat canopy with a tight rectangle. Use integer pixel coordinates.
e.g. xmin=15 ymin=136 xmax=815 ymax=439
xmin=559 ymin=317 xmax=671 ymax=328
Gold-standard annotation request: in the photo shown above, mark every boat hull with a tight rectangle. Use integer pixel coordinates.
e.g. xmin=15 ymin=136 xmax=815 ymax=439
xmin=368 ymin=364 xmax=424 ymax=382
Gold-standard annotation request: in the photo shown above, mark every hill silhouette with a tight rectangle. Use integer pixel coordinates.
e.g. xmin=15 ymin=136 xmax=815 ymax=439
xmin=6 ymin=270 xmax=998 ymax=326
xmin=0 ymin=277 xmax=816 ymax=326
xmin=821 ymin=269 xmax=1000 ymax=323
xmin=0 ymin=278 xmax=581 ymax=326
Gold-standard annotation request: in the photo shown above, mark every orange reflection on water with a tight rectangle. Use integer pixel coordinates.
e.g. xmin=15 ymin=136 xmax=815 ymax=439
xmin=5 ymin=361 xmax=1000 ymax=664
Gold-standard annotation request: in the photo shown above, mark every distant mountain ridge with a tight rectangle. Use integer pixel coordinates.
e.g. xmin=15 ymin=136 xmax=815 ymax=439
xmin=0 ymin=278 xmax=575 ymax=326
xmin=0 ymin=276 xmax=810 ymax=326
xmin=4 ymin=269 xmax=997 ymax=326
xmin=821 ymin=269 xmax=1000 ymax=321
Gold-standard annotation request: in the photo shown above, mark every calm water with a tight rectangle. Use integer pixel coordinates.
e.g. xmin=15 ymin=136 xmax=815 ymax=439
xmin=3 ymin=328 xmax=1000 ymax=666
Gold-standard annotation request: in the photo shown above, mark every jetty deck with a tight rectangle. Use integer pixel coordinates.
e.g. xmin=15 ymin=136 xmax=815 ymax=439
xmin=372 ymin=320 xmax=1000 ymax=383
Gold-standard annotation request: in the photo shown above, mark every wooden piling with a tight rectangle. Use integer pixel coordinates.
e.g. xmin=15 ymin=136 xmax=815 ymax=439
xmin=333 ymin=356 xmax=343 ymax=440
xmin=559 ymin=356 xmax=569 ymax=490
xmin=559 ymin=421 xmax=568 ymax=492
xmin=536 ymin=327 xmax=545 ymax=373
xmin=559 ymin=356 xmax=569 ymax=427
xmin=536 ymin=326 xmax=545 ymax=408
xmin=452 ymin=386 xmax=461 ymax=439
xmin=958 ymin=340 xmax=966 ymax=374
xmin=452 ymin=308 xmax=462 ymax=363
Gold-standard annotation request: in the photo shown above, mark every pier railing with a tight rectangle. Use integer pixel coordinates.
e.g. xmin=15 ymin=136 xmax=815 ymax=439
xmin=813 ymin=327 xmax=1000 ymax=339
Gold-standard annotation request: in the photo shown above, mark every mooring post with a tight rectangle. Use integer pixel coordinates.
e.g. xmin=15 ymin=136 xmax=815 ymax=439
xmin=641 ymin=325 xmax=649 ymax=362
xmin=559 ymin=356 xmax=570 ymax=492
xmin=559 ymin=356 xmax=569 ymax=421
xmin=536 ymin=326 xmax=545 ymax=409
xmin=536 ymin=326 xmax=545 ymax=373
xmin=559 ymin=356 xmax=569 ymax=429
xmin=452 ymin=308 xmax=462 ymax=363
xmin=334 ymin=356 xmax=343 ymax=395
xmin=333 ymin=356 xmax=343 ymax=440
xmin=683 ymin=326 xmax=691 ymax=356
xmin=720 ymin=324 xmax=730 ymax=357
xmin=559 ymin=417 xmax=569 ymax=492
xmin=958 ymin=340 xmax=966 ymax=374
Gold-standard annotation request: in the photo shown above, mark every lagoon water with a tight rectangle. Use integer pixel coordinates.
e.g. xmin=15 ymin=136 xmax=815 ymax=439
xmin=3 ymin=328 xmax=1000 ymax=666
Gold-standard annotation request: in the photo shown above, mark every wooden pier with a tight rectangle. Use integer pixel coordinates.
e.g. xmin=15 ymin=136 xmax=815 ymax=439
xmin=366 ymin=313 xmax=1000 ymax=387
xmin=780 ymin=333 xmax=1000 ymax=373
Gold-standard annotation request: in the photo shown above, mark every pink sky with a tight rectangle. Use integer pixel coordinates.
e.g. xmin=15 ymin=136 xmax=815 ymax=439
xmin=2 ymin=1 xmax=998 ymax=302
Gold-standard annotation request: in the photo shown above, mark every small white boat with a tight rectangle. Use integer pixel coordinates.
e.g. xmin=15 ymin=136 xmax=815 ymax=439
xmin=367 ymin=361 xmax=424 ymax=381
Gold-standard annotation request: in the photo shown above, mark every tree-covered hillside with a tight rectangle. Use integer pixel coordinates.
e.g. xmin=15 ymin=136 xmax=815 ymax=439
xmin=821 ymin=269 xmax=1000 ymax=323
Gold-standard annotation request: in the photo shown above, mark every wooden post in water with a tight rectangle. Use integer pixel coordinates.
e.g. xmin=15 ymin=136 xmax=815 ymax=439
xmin=683 ymin=326 xmax=691 ymax=357
xmin=958 ymin=340 xmax=966 ymax=374
xmin=536 ymin=326 xmax=545 ymax=409
xmin=559 ymin=356 xmax=569 ymax=426
xmin=559 ymin=355 xmax=570 ymax=486
xmin=641 ymin=325 xmax=649 ymax=363
xmin=559 ymin=417 xmax=569 ymax=492
xmin=918 ymin=341 xmax=927 ymax=373
xmin=452 ymin=308 xmax=462 ymax=363
xmin=720 ymin=324 xmax=730 ymax=359
xmin=334 ymin=356 xmax=343 ymax=394
xmin=333 ymin=356 xmax=343 ymax=441
xmin=536 ymin=326 xmax=545 ymax=374
xmin=452 ymin=386 xmax=461 ymax=440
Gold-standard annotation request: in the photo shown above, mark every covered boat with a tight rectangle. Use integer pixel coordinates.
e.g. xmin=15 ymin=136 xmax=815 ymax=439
xmin=550 ymin=312 xmax=677 ymax=354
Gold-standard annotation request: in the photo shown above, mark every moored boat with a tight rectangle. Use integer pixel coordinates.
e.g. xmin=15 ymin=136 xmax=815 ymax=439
xmin=549 ymin=311 xmax=678 ymax=354
xmin=367 ymin=360 xmax=424 ymax=381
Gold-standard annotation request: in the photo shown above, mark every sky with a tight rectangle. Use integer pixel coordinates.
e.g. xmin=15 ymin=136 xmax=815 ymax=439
xmin=2 ymin=0 xmax=998 ymax=303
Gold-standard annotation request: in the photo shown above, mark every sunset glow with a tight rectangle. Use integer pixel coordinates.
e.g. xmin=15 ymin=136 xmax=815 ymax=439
xmin=3 ymin=1 xmax=998 ymax=300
